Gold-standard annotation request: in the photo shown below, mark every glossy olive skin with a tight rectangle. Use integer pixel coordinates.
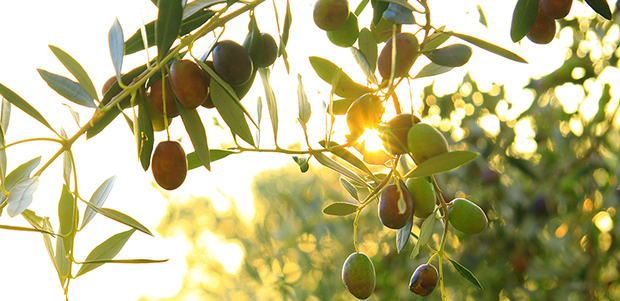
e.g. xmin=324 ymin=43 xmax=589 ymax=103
xmin=381 ymin=113 xmax=421 ymax=155
xmin=170 ymin=59 xmax=209 ymax=109
xmin=342 ymin=252 xmax=376 ymax=299
xmin=200 ymin=60 xmax=215 ymax=109
xmin=313 ymin=0 xmax=349 ymax=31
xmin=257 ymin=33 xmax=278 ymax=67
xmin=150 ymin=76 xmax=179 ymax=118
xmin=409 ymin=264 xmax=438 ymax=296
xmin=212 ymin=40 xmax=254 ymax=86
xmin=377 ymin=32 xmax=419 ymax=80
xmin=379 ymin=183 xmax=414 ymax=229
xmin=407 ymin=123 xmax=449 ymax=164
xmin=527 ymin=7 xmax=556 ymax=44
xmin=448 ymin=198 xmax=488 ymax=235
xmin=151 ymin=141 xmax=187 ymax=190
xmin=405 ymin=177 xmax=436 ymax=218
xmin=145 ymin=93 xmax=172 ymax=132
xmin=541 ymin=0 xmax=572 ymax=19
xmin=326 ymin=12 xmax=359 ymax=48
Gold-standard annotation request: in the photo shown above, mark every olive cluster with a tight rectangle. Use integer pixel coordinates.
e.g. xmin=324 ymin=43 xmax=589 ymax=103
xmin=103 ymin=34 xmax=278 ymax=191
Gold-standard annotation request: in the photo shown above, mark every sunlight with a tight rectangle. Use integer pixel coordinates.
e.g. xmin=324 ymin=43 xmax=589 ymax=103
xmin=360 ymin=128 xmax=385 ymax=151
xmin=479 ymin=114 xmax=500 ymax=136
xmin=593 ymin=211 xmax=613 ymax=233
xmin=199 ymin=231 xmax=244 ymax=274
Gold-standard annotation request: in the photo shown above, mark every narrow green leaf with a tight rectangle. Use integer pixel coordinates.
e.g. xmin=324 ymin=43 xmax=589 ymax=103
xmin=22 ymin=210 xmax=59 ymax=283
xmin=278 ymin=0 xmax=292 ymax=57
xmin=297 ymin=74 xmax=311 ymax=125
xmin=7 ymin=177 xmax=39 ymax=217
xmin=109 ymin=18 xmax=125 ymax=82
xmin=414 ymin=62 xmax=454 ymax=79
xmin=187 ymin=150 xmax=235 ymax=170
xmin=55 ymin=237 xmax=70 ymax=282
xmin=177 ymin=100 xmax=210 ymax=170
xmin=1 ymin=97 xmax=11 ymax=134
xmin=340 ymin=178 xmax=359 ymax=201
xmin=0 ymin=224 xmax=55 ymax=235
xmin=445 ymin=31 xmax=527 ymax=63
xmin=210 ymin=79 xmax=255 ymax=146
xmin=87 ymin=107 xmax=122 ymax=139
xmin=85 ymin=203 xmax=153 ymax=236
xmin=354 ymin=0 xmax=369 ymax=16
xmin=155 ymin=0 xmax=184 ymax=62
xmin=585 ymin=0 xmax=612 ymax=20
xmin=49 ymin=46 xmax=98 ymax=101
xmin=0 ymin=83 xmax=53 ymax=131
xmin=182 ymin=0 xmax=220 ymax=19
xmin=76 ymin=229 xmax=136 ymax=277
xmin=3 ymin=156 xmax=41 ymax=192
xmin=358 ymin=28 xmax=377 ymax=72
xmin=405 ymin=151 xmax=478 ymax=178
xmin=323 ymin=202 xmax=359 ymax=216
xmin=138 ymin=94 xmax=154 ymax=171
xmin=448 ymin=258 xmax=484 ymax=289
xmin=396 ymin=217 xmax=413 ymax=253
xmin=58 ymin=184 xmax=76 ymax=258
xmin=351 ymin=47 xmax=378 ymax=85
xmin=243 ymin=13 xmax=264 ymax=66
xmin=81 ymin=176 xmax=116 ymax=230
xmin=381 ymin=0 xmax=414 ymax=11
xmin=410 ymin=212 xmax=436 ymax=259
xmin=319 ymin=140 xmax=374 ymax=178
xmin=37 ymin=69 xmax=96 ymax=108
xmin=477 ymin=5 xmax=488 ymax=28
xmin=509 ymin=0 xmax=539 ymax=42
xmin=331 ymin=98 xmax=356 ymax=115
xmin=61 ymin=128 xmax=71 ymax=187
xmin=258 ymin=68 xmax=279 ymax=143
xmin=309 ymin=56 xmax=373 ymax=98
xmin=80 ymin=258 xmax=169 ymax=264
xmin=125 ymin=8 xmax=215 ymax=55
xmin=312 ymin=151 xmax=368 ymax=187
xmin=421 ymin=26 xmax=449 ymax=52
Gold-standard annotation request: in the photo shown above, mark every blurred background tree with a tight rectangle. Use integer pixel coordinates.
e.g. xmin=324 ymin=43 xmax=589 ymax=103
xmin=139 ymin=2 xmax=620 ymax=300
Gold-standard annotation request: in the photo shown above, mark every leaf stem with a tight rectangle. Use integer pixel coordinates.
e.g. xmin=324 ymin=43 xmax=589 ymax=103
xmin=0 ymin=137 xmax=62 ymax=152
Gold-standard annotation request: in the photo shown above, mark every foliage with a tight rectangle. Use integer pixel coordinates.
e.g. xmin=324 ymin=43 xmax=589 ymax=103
xmin=0 ymin=0 xmax=619 ymax=300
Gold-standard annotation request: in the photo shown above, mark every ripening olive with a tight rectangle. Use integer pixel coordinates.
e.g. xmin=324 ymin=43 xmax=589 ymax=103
xmin=379 ymin=183 xmax=414 ymax=229
xmin=170 ymin=59 xmax=209 ymax=109
xmin=377 ymin=32 xmax=419 ymax=80
xmin=345 ymin=93 xmax=384 ymax=142
xmin=541 ymin=0 xmax=572 ymax=19
xmin=257 ymin=33 xmax=278 ymax=67
xmin=447 ymin=198 xmax=488 ymax=235
xmin=150 ymin=76 xmax=179 ymax=118
xmin=381 ymin=113 xmax=421 ymax=155
xmin=342 ymin=252 xmax=376 ymax=299
xmin=409 ymin=264 xmax=438 ymax=296
xmin=200 ymin=60 xmax=215 ymax=109
xmin=145 ymin=93 xmax=172 ymax=131
xmin=313 ymin=0 xmax=349 ymax=31
xmin=151 ymin=140 xmax=187 ymax=191
xmin=526 ymin=7 xmax=556 ymax=44
xmin=212 ymin=40 xmax=254 ymax=86
xmin=101 ymin=75 xmax=117 ymax=96
xmin=405 ymin=177 xmax=436 ymax=218
xmin=326 ymin=12 xmax=359 ymax=48
xmin=407 ymin=123 xmax=449 ymax=164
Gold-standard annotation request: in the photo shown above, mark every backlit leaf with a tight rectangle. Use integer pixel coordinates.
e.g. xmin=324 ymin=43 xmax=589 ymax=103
xmin=297 ymin=74 xmax=311 ymax=126
xmin=510 ymin=0 xmax=539 ymax=42
xmin=37 ymin=69 xmax=96 ymax=108
xmin=323 ymin=202 xmax=359 ymax=216
xmin=0 ymin=83 xmax=53 ymax=131
xmin=340 ymin=178 xmax=359 ymax=201
xmin=210 ymin=78 xmax=255 ymax=147
xmin=411 ymin=212 xmax=435 ymax=259
xmin=414 ymin=62 xmax=453 ymax=78
xmin=405 ymin=151 xmax=478 ymax=178
xmin=0 ymin=224 xmax=55 ymax=235
xmin=312 ymin=151 xmax=368 ymax=187
xmin=137 ymin=94 xmax=154 ymax=171
xmin=187 ymin=150 xmax=235 ymax=170
xmin=57 ymin=184 xmax=76 ymax=260
xmin=358 ymin=28 xmax=377 ymax=72
xmin=76 ymin=229 xmax=136 ymax=277
xmin=81 ymin=176 xmax=116 ymax=230
xmin=445 ymin=31 xmax=527 ymax=63
xmin=383 ymin=2 xmax=415 ymax=24
xmin=7 ymin=177 xmax=39 ymax=217
xmin=448 ymin=258 xmax=484 ymax=289
xmin=396 ymin=217 xmax=413 ymax=253
xmin=155 ymin=0 xmax=184 ymax=62
xmin=85 ymin=204 xmax=153 ymax=236
xmin=259 ymin=68 xmax=279 ymax=143
xmin=177 ymin=99 xmax=210 ymax=170
xmin=109 ymin=18 xmax=124 ymax=82
xmin=351 ymin=47 xmax=378 ymax=85
xmin=319 ymin=140 xmax=374 ymax=178
xmin=49 ymin=45 xmax=98 ymax=101
xmin=309 ymin=56 xmax=373 ymax=98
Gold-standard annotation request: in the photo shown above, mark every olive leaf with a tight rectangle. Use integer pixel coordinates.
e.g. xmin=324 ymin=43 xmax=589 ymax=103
xmin=292 ymin=156 xmax=310 ymax=173
xmin=410 ymin=212 xmax=436 ymax=259
xmin=351 ymin=47 xmax=378 ymax=85
xmin=177 ymin=98 xmax=210 ymax=170
xmin=109 ymin=18 xmax=124 ymax=82
xmin=396 ymin=217 xmax=413 ymax=253
xmin=297 ymin=74 xmax=311 ymax=126
xmin=7 ymin=177 xmax=39 ymax=217
xmin=323 ymin=202 xmax=359 ymax=216
xmin=187 ymin=150 xmax=236 ymax=170
xmin=448 ymin=258 xmax=484 ymax=289
xmin=37 ymin=69 xmax=96 ymax=108
xmin=0 ymin=84 xmax=53 ymax=132
xmin=444 ymin=31 xmax=527 ymax=63
xmin=259 ymin=68 xmax=279 ymax=145
xmin=309 ymin=56 xmax=373 ymax=98
xmin=404 ymin=151 xmax=478 ymax=178
xmin=312 ymin=151 xmax=369 ymax=187
xmin=414 ymin=62 xmax=453 ymax=79
xmin=76 ymin=229 xmax=136 ymax=277
xmin=0 ymin=224 xmax=55 ymax=236
xmin=358 ymin=28 xmax=378 ymax=72
xmin=155 ymin=0 xmax=184 ymax=62
xmin=340 ymin=178 xmax=359 ymax=201
xmin=49 ymin=45 xmax=98 ymax=101
xmin=382 ymin=2 xmax=415 ymax=25
xmin=84 ymin=202 xmax=153 ymax=236
xmin=81 ymin=176 xmax=116 ymax=230
xmin=585 ymin=0 xmax=612 ymax=20
xmin=510 ymin=0 xmax=539 ymax=42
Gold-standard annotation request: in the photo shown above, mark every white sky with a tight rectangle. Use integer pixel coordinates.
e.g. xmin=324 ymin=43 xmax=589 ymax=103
xmin=0 ymin=0 xmax=596 ymax=300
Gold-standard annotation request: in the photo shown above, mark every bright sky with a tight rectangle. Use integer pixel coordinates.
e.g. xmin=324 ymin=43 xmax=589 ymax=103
xmin=0 ymin=0 xmax=606 ymax=300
